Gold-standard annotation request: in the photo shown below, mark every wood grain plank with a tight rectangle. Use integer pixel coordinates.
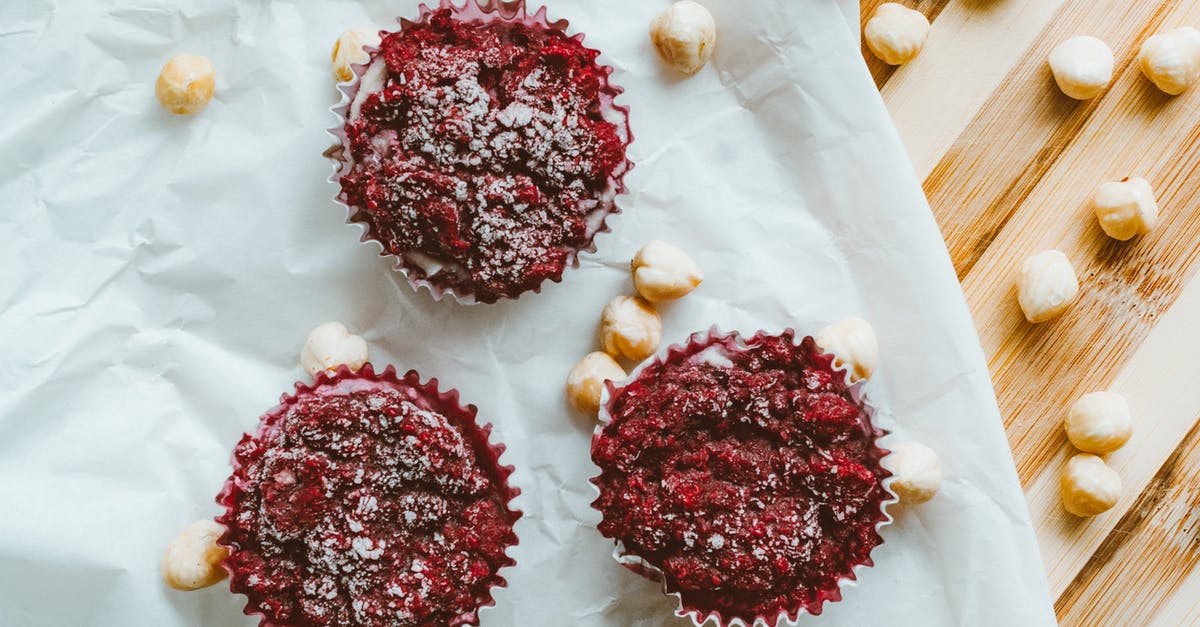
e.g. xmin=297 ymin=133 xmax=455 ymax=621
xmin=955 ymin=30 xmax=1200 ymax=616
xmin=959 ymin=0 xmax=1200 ymax=489
xmin=866 ymin=1 xmax=1200 ymax=620
xmin=966 ymin=89 xmax=1200 ymax=601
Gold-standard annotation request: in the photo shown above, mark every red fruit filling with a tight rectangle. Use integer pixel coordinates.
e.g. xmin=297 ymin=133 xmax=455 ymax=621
xmin=591 ymin=331 xmax=890 ymax=621
xmin=338 ymin=8 xmax=629 ymax=303
xmin=218 ymin=368 xmax=518 ymax=627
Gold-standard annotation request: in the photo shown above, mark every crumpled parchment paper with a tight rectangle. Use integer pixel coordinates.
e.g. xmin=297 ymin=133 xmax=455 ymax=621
xmin=0 ymin=0 xmax=1056 ymax=625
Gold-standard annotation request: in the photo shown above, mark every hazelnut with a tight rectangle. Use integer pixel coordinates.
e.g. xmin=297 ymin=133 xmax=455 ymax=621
xmin=631 ymin=240 xmax=703 ymax=303
xmin=815 ymin=317 xmax=878 ymax=381
xmin=599 ymin=295 xmax=663 ymax=362
xmin=1048 ymin=36 xmax=1114 ymax=100
xmin=162 ymin=520 xmax=228 ymax=591
xmin=864 ymin=3 xmax=931 ymax=66
xmin=1139 ymin=27 xmax=1200 ymax=95
xmin=300 ymin=322 xmax=369 ymax=377
xmin=1092 ymin=177 xmax=1159 ymax=241
xmin=566 ymin=352 xmax=627 ymax=417
xmin=332 ymin=28 xmax=382 ymax=83
xmin=155 ymin=54 xmax=215 ymax=115
xmin=1065 ymin=391 xmax=1133 ymax=454
xmin=1061 ymin=453 xmax=1122 ymax=516
xmin=1016 ymin=250 xmax=1079 ymax=323
xmin=649 ymin=1 xmax=717 ymax=76
xmin=885 ymin=441 xmax=942 ymax=504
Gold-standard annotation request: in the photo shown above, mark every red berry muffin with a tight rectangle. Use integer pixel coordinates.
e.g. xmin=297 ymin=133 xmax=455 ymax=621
xmin=591 ymin=329 xmax=892 ymax=624
xmin=332 ymin=0 xmax=632 ymax=303
xmin=216 ymin=365 xmax=520 ymax=627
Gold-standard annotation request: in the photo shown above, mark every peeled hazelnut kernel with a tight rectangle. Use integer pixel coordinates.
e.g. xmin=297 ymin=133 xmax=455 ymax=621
xmin=566 ymin=352 xmax=627 ymax=417
xmin=631 ymin=240 xmax=703 ymax=303
xmin=155 ymin=54 xmax=215 ymax=115
xmin=1016 ymin=250 xmax=1079 ymax=323
xmin=1092 ymin=177 xmax=1159 ymax=241
xmin=332 ymin=28 xmax=382 ymax=83
xmin=300 ymin=322 xmax=369 ymax=377
xmin=599 ymin=295 xmax=663 ymax=362
xmin=1139 ymin=27 xmax=1200 ymax=95
xmin=864 ymin=3 xmax=931 ymax=66
xmin=885 ymin=442 xmax=942 ymax=504
xmin=649 ymin=1 xmax=717 ymax=76
xmin=1048 ymin=36 xmax=1114 ymax=100
xmin=815 ymin=317 xmax=878 ymax=381
xmin=162 ymin=520 xmax=228 ymax=591
xmin=1065 ymin=391 xmax=1133 ymax=454
xmin=1061 ymin=453 xmax=1122 ymax=517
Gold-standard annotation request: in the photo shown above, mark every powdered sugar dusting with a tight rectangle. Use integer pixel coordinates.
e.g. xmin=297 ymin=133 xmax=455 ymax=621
xmin=690 ymin=345 xmax=734 ymax=369
xmin=338 ymin=9 xmax=629 ymax=303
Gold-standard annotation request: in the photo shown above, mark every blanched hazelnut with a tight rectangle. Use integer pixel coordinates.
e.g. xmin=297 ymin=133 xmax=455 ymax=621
xmin=1092 ymin=177 xmax=1159 ymax=241
xmin=1016 ymin=250 xmax=1079 ymax=323
xmin=1048 ymin=36 xmax=1114 ymax=100
xmin=886 ymin=442 xmax=942 ymax=504
xmin=300 ymin=322 xmax=369 ymax=377
xmin=1061 ymin=453 xmax=1122 ymax=516
xmin=162 ymin=520 xmax=228 ymax=591
xmin=631 ymin=240 xmax=703 ymax=303
xmin=816 ymin=317 xmax=878 ymax=380
xmin=1065 ymin=391 xmax=1133 ymax=454
xmin=599 ymin=295 xmax=662 ymax=362
xmin=156 ymin=54 xmax=215 ymax=115
xmin=1139 ymin=27 xmax=1200 ymax=95
xmin=864 ymin=3 xmax=931 ymax=66
xmin=649 ymin=1 xmax=717 ymax=76
xmin=332 ymin=28 xmax=382 ymax=83
xmin=566 ymin=352 xmax=627 ymax=417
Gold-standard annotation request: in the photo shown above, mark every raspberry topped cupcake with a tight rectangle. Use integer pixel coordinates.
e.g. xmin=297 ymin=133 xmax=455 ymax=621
xmin=591 ymin=329 xmax=892 ymax=624
xmin=332 ymin=0 xmax=632 ymax=303
xmin=216 ymin=365 xmax=520 ymax=626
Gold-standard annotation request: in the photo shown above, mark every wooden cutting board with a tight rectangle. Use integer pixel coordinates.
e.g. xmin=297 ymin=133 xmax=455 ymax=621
xmin=860 ymin=1 xmax=1200 ymax=624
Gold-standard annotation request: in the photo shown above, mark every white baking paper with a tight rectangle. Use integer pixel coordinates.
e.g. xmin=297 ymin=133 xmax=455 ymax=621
xmin=0 ymin=1 xmax=1056 ymax=625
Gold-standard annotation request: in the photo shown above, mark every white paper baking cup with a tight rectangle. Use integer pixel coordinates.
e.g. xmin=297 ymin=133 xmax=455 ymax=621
xmin=326 ymin=0 xmax=633 ymax=304
xmin=590 ymin=327 xmax=897 ymax=626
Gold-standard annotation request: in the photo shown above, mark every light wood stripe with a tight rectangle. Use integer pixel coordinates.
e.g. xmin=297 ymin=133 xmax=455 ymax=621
xmin=865 ymin=0 xmax=1200 ymax=621
xmin=1149 ymin=563 xmax=1200 ymax=626
xmin=879 ymin=0 xmax=1071 ymax=176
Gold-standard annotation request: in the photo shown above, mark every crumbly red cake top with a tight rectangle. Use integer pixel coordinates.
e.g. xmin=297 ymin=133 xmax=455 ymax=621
xmin=338 ymin=8 xmax=630 ymax=303
xmin=217 ymin=367 xmax=518 ymax=627
xmin=591 ymin=331 xmax=890 ymax=621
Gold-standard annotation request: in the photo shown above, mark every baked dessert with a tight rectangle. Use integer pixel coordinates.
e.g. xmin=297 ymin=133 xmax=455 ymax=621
xmin=217 ymin=365 xmax=519 ymax=626
xmin=332 ymin=0 xmax=632 ymax=303
xmin=591 ymin=329 xmax=891 ymax=624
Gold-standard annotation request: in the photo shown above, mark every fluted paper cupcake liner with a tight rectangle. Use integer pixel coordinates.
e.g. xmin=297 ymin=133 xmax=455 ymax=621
xmin=591 ymin=327 xmax=896 ymax=627
xmin=214 ymin=363 xmax=521 ymax=627
xmin=327 ymin=0 xmax=633 ymax=304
